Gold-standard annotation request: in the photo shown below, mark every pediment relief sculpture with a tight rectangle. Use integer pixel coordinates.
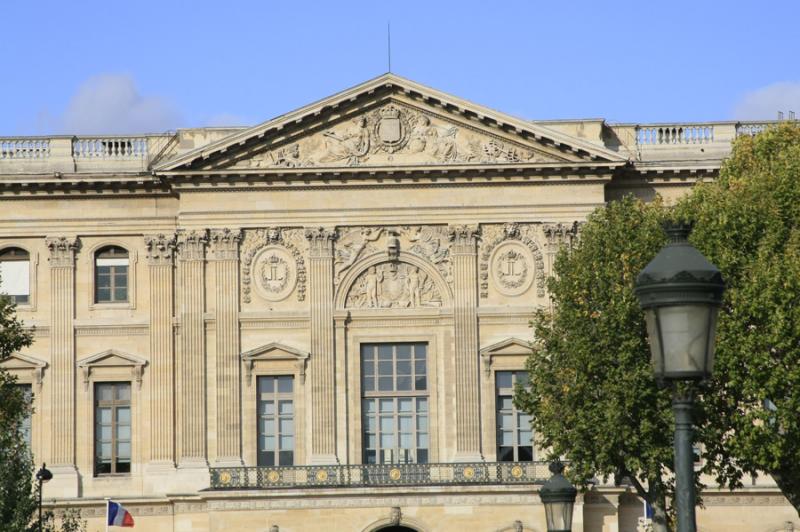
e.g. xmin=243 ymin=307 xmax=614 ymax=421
xmin=231 ymin=103 xmax=564 ymax=170
xmin=335 ymin=225 xmax=452 ymax=285
xmin=241 ymin=228 xmax=307 ymax=303
xmin=345 ymin=261 xmax=442 ymax=309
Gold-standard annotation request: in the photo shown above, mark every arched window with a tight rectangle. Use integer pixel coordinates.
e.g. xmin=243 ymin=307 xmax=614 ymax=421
xmin=95 ymin=246 xmax=129 ymax=303
xmin=0 ymin=247 xmax=30 ymax=305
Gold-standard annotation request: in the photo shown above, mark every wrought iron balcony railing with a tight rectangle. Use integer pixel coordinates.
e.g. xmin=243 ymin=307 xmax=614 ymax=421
xmin=209 ymin=461 xmax=551 ymax=490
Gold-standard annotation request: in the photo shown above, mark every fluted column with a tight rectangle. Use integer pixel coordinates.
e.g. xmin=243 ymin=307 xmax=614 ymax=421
xmin=176 ymin=230 xmax=208 ymax=466
xmin=448 ymin=225 xmax=482 ymax=460
xmin=209 ymin=228 xmax=242 ymax=465
xmin=144 ymin=234 xmax=176 ymax=467
xmin=46 ymin=236 xmax=79 ymax=473
xmin=305 ymin=227 xmax=338 ymax=463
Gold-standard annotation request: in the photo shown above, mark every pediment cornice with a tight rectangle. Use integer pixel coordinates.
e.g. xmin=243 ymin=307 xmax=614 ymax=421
xmin=155 ymin=74 xmax=627 ymax=174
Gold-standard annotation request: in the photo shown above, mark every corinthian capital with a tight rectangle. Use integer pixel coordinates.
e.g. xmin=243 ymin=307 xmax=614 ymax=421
xmin=448 ymin=224 xmax=480 ymax=253
xmin=208 ymin=228 xmax=242 ymax=261
xmin=304 ymin=227 xmax=337 ymax=258
xmin=176 ymin=230 xmax=208 ymax=261
xmin=144 ymin=234 xmax=177 ymax=265
xmin=45 ymin=236 xmax=80 ymax=267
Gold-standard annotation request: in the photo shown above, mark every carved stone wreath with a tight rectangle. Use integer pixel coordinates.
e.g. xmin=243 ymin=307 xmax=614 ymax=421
xmin=480 ymin=223 xmax=545 ymax=298
xmin=241 ymin=228 xmax=306 ymax=303
xmin=492 ymin=247 xmax=531 ymax=294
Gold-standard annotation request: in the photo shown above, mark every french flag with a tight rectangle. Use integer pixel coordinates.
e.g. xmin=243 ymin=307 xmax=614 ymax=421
xmin=107 ymin=500 xmax=134 ymax=528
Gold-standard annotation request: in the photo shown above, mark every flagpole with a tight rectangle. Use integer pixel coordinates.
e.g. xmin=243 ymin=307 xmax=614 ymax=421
xmin=105 ymin=498 xmax=110 ymax=532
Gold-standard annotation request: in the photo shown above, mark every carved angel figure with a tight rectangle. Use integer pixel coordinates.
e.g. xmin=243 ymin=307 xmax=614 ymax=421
xmin=321 ymin=117 xmax=371 ymax=166
xmin=409 ymin=115 xmax=459 ymax=162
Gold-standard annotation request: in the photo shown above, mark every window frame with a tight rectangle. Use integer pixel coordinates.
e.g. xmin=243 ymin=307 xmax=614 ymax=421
xmin=93 ymin=381 xmax=132 ymax=476
xmin=256 ymin=375 xmax=295 ymax=467
xmin=495 ymin=370 xmax=534 ymax=463
xmin=0 ymin=246 xmax=34 ymax=308
xmin=360 ymin=342 xmax=430 ymax=465
xmin=88 ymin=243 xmax=137 ymax=310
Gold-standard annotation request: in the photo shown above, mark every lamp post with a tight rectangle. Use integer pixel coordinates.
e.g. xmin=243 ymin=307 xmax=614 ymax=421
xmin=35 ymin=463 xmax=52 ymax=532
xmin=539 ymin=461 xmax=578 ymax=532
xmin=634 ymin=222 xmax=725 ymax=532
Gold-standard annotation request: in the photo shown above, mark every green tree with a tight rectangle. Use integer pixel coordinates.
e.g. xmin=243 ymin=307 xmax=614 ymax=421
xmin=515 ymin=196 xmax=677 ymax=530
xmin=678 ymin=123 xmax=800 ymax=513
xmin=0 ymin=292 xmax=36 ymax=532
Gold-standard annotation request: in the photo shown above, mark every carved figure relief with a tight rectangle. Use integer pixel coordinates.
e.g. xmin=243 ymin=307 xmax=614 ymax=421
xmin=402 ymin=225 xmax=452 ymax=283
xmin=480 ymin=223 xmax=545 ymax=298
xmin=345 ymin=262 xmax=441 ymax=309
xmin=241 ymin=228 xmax=306 ymax=303
xmin=231 ymin=103 xmax=556 ymax=169
xmin=335 ymin=227 xmax=384 ymax=281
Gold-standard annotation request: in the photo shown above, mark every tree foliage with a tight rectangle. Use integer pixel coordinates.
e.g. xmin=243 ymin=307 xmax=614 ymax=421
xmin=679 ymin=123 xmax=800 ymax=513
xmin=0 ymin=294 xmax=36 ymax=531
xmin=515 ymin=195 xmax=676 ymax=530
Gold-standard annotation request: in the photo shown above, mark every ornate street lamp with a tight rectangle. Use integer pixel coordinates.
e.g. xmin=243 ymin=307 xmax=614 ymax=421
xmin=539 ymin=461 xmax=578 ymax=532
xmin=35 ymin=463 xmax=53 ymax=532
xmin=635 ymin=222 xmax=725 ymax=532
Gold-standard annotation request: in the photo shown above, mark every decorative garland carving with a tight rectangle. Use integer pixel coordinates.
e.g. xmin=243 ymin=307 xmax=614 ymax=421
xmin=241 ymin=228 xmax=306 ymax=303
xmin=480 ymin=223 xmax=545 ymax=298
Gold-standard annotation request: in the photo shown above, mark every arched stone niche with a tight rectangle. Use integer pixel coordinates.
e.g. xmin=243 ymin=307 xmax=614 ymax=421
xmin=335 ymin=252 xmax=453 ymax=310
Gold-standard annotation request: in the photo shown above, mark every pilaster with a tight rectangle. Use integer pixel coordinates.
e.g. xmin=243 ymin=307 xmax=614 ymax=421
xmin=208 ymin=228 xmax=242 ymax=466
xmin=45 ymin=235 xmax=80 ymax=496
xmin=448 ymin=225 xmax=482 ymax=461
xmin=305 ymin=227 xmax=338 ymax=464
xmin=144 ymin=234 xmax=176 ymax=471
xmin=176 ymin=230 xmax=208 ymax=468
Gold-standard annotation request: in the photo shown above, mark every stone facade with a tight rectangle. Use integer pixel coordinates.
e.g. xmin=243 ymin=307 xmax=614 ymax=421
xmin=0 ymin=74 xmax=796 ymax=531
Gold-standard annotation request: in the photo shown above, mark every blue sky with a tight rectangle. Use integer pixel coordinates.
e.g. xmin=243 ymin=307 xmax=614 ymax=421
xmin=3 ymin=0 xmax=799 ymax=135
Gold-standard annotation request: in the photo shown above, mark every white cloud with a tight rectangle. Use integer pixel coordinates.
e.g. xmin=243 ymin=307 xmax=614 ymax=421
xmin=60 ymin=74 xmax=182 ymax=134
xmin=733 ymin=82 xmax=800 ymax=120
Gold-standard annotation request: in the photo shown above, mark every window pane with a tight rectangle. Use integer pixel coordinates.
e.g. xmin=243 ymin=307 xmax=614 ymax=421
xmin=400 ymin=433 xmax=412 ymax=448
xmin=263 ymin=436 xmax=275 ymax=451
xmin=396 ymin=344 xmax=411 ymax=359
xmin=498 ymin=447 xmax=514 ymax=462
xmin=259 ymin=452 xmax=275 ymax=467
xmin=396 ymin=376 xmax=412 ymax=391
xmin=397 ymin=360 xmax=411 ymax=375
xmin=114 ymin=287 xmax=128 ymax=301
xmin=496 ymin=371 xmax=513 ymax=389
xmin=398 ymin=416 xmax=412 ymax=431
xmin=378 ymin=345 xmax=393 ymax=361
xmin=364 ymin=399 xmax=376 ymax=413
xmin=417 ymin=449 xmax=428 ymax=464
xmin=417 ymin=433 xmax=428 ymax=447
xmin=363 ymin=377 xmax=374 ymax=392
xmin=262 ymin=419 xmax=274 ymax=435
xmin=379 ymin=417 xmax=394 ymax=432
xmin=378 ymin=361 xmax=393 ymax=376
xmin=116 ymin=462 xmax=131 ymax=474
xmin=96 ymin=287 xmax=111 ymax=302
xmin=417 ymin=416 xmax=428 ymax=431
xmin=414 ymin=376 xmax=427 ymax=390
xmin=277 ymin=376 xmax=293 ymax=393
xmin=279 ymin=450 xmax=293 ymax=466
xmin=500 ymin=413 xmax=513 ymax=430
xmin=261 ymin=401 xmax=275 ymax=415
xmin=398 ymin=398 xmax=413 ymax=412
xmin=117 ymin=425 xmax=131 ymax=440
xmin=278 ymin=401 xmax=293 ymax=415
xmin=363 ymin=360 xmax=374 ymax=377
xmin=279 ymin=418 xmax=294 ymax=435
xmin=380 ymin=434 xmax=394 ymax=448
xmin=518 ymin=446 xmax=534 ymax=461
xmin=258 ymin=377 xmax=275 ymax=394
xmin=414 ymin=360 xmax=426 ymax=375
xmin=378 ymin=377 xmax=393 ymax=391
xmin=379 ymin=399 xmax=394 ymax=413
xmin=99 ymin=408 xmax=112 ymax=424
xmin=0 ymin=260 xmax=29 ymax=296
xmin=499 ymin=396 xmax=513 ymax=410
xmin=117 ymin=384 xmax=131 ymax=401
xmin=117 ymin=408 xmax=130 ymax=424
xmin=100 ymin=442 xmax=112 ymax=458
xmin=365 ymin=450 xmax=377 ymax=464
xmin=417 ymin=398 xmax=428 ymax=412
xmin=117 ymin=442 xmax=131 ymax=459
xmin=501 ymin=431 xmax=514 ymax=446
xmin=519 ymin=430 xmax=532 ymax=444
xmin=366 ymin=416 xmax=376 ymax=431
xmin=96 ymin=462 xmax=111 ymax=475
xmin=366 ymin=434 xmax=376 ymax=448
xmin=414 ymin=343 xmax=427 ymax=357
xmin=515 ymin=371 xmax=530 ymax=386
xmin=100 ymin=425 xmax=112 ymax=440
xmin=279 ymin=435 xmax=294 ymax=449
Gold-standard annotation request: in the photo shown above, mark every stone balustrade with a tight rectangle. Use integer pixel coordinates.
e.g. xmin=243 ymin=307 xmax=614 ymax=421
xmin=0 ymin=138 xmax=51 ymax=159
xmin=636 ymin=124 xmax=715 ymax=145
xmin=72 ymin=137 xmax=149 ymax=159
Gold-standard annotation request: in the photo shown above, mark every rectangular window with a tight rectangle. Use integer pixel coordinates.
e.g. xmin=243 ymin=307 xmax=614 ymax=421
xmin=15 ymin=384 xmax=32 ymax=449
xmin=361 ymin=343 xmax=429 ymax=464
xmin=95 ymin=259 xmax=128 ymax=303
xmin=0 ymin=255 xmax=30 ymax=305
xmin=257 ymin=376 xmax=294 ymax=466
xmin=94 ymin=382 xmax=131 ymax=475
xmin=496 ymin=371 xmax=533 ymax=462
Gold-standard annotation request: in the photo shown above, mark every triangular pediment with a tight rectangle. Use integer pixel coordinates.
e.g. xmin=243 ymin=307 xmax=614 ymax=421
xmin=156 ymin=74 xmax=626 ymax=173
xmin=480 ymin=337 xmax=531 ymax=357
xmin=0 ymin=353 xmax=47 ymax=371
xmin=241 ymin=341 xmax=310 ymax=362
xmin=77 ymin=349 xmax=147 ymax=369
